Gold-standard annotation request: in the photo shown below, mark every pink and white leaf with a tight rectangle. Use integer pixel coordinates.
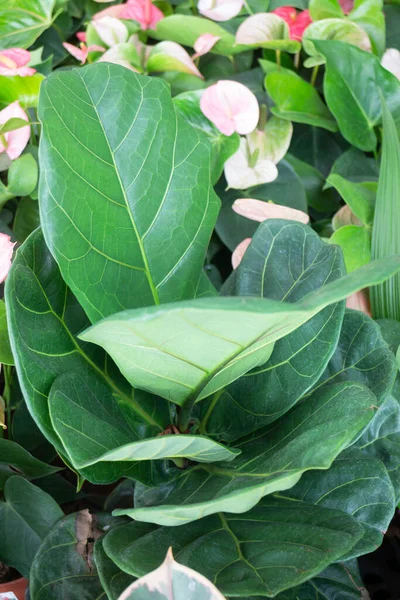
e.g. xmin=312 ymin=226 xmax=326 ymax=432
xmin=200 ymin=80 xmax=259 ymax=136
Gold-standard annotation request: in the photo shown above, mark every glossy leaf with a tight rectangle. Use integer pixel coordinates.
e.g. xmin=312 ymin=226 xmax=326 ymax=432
xmin=105 ymin=497 xmax=363 ymax=597
xmin=39 ymin=64 xmax=220 ymax=323
xmin=0 ymin=73 xmax=44 ymax=108
xmin=114 ymin=382 xmax=376 ymax=525
xmin=0 ymin=438 xmax=59 ymax=490
xmin=6 ymin=153 xmax=38 ymax=197
xmin=95 ymin=539 xmax=134 ymax=600
xmin=13 ymin=195 xmax=40 ymax=242
xmin=309 ymin=0 xmax=344 ymax=20
xmin=148 ymin=15 xmax=248 ymax=56
xmin=329 ymin=225 xmax=371 ymax=272
xmin=286 ymin=153 xmax=339 ymax=212
xmin=349 ymin=0 xmax=385 ymax=57
xmin=0 ymin=0 xmax=56 ymax=49
xmin=0 ymin=476 xmax=63 ymax=578
xmin=118 ymin=548 xmax=226 ymax=600
xmin=201 ymin=219 xmax=344 ymax=440
xmin=173 ymin=90 xmax=239 ymax=184
xmin=265 ymin=70 xmax=338 ymax=132
xmin=303 ymin=19 xmax=371 ymax=66
xmin=315 ymin=39 xmax=400 ymax=150
xmin=81 ymin=237 xmax=400 ymax=407
xmin=6 ymin=229 xmax=166 ymax=455
xmin=327 ymin=175 xmax=376 ymax=225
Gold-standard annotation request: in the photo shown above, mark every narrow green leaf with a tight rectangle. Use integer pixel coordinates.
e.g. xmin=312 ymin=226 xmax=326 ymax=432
xmin=114 ymin=382 xmax=376 ymax=526
xmin=371 ymin=96 xmax=400 ymax=320
xmin=38 ymin=64 xmax=220 ymax=322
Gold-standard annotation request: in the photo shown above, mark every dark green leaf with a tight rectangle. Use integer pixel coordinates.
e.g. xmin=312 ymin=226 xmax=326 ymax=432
xmin=289 ymin=124 xmax=343 ymax=178
xmin=286 ymin=153 xmax=339 ymax=212
xmin=0 ymin=476 xmax=63 ymax=578
xmin=105 ymin=497 xmax=363 ymax=597
xmin=0 ymin=438 xmax=59 ymax=490
xmin=0 ymin=298 xmax=13 ymax=365
xmin=39 ymin=64 xmax=220 ymax=322
xmin=13 ymin=195 xmax=40 ymax=242
xmin=6 ymin=153 xmax=38 ymax=197
xmin=114 ymin=382 xmax=376 ymax=526
xmin=94 ymin=539 xmax=134 ymax=600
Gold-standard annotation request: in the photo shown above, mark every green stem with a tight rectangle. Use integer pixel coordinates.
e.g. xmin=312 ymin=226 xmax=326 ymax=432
xmin=3 ymin=365 xmax=12 ymax=439
xmin=276 ymin=49 xmax=281 ymax=68
xmin=294 ymin=51 xmax=300 ymax=70
xmin=258 ymin=104 xmax=268 ymax=131
xmin=198 ymin=388 xmax=224 ymax=435
xmin=310 ymin=64 xmax=319 ymax=87
xmin=243 ymin=0 xmax=254 ymax=14
xmin=178 ymin=399 xmax=195 ymax=433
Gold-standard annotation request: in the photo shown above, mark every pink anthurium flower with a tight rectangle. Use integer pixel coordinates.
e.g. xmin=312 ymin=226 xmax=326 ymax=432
xmin=193 ymin=34 xmax=221 ymax=58
xmin=346 ymin=290 xmax=371 ymax=316
xmin=96 ymin=0 xmax=164 ymax=29
xmin=0 ymin=233 xmax=16 ymax=283
xmin=0 ymin=48 xmax=36 ymax=76
xmin=0 ymin=101 xmax=30 ymax=160
xmin=198 ymin=0 xmax=243 ymax=21
xmin=233 ymin=198 xmax=310 ymax=223
xmin=76 ymin=31 xmax=87 ymax=42
xmin=381 ymin=49 xmax=400 ymax=81
xmin=63 ymin=42 xmax=106 ymax=64
xmin=272 ymin=6 xmax=312 ymax=41
xmin=200 ymin=80 xmax=259 ymax=136
xmin=232 ymin=237 xmax=251 ymax=269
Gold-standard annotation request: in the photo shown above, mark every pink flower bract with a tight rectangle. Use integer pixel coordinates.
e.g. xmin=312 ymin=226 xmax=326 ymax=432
xmin=200 ymin=80 xmax=259 ymax=136
xmin=272 ymin=6 xmax=312 ymax=41
xmin=0 ymin=233 xmax=16 ymax=284
xmin=63 ymin=42 xmax=105 ymax=64
xmin=0 ymin=101 xmax=30 ymax=160
xmin=0 ymin=48 xmax=36 ymax=76
xmin=193 ymin=34 xmax=221 ymax=58
xmin=233 ymin=198 xmax=309 ymax=223
xmin=198 ymin=0 xmax=243 ymax=22
xmin=121 ymin=0 xmax=164 ymax=30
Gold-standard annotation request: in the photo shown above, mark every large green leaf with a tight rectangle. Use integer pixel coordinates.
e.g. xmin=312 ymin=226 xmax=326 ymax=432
xmin=81 ymin=244 xmax=400 ymax=408
xmin=0 ymin=476 xmax=63 ymax=578
xmin=283 ymin=454 xmax=395 ymax=558
xmin=148 ymin=15 xmax=248 ymax=56
xmin=315 ymin=39 xmax=400 ymax=151
xmin=200 ymin=220 xmax=345 ymax=440
xmin=95 ymin=539 xmax=134 ymax=600
xmin=104 ymin=497 xmax=363 ymax=597
xmin=173 ymin=90 xmax=240 ymax=185
xmin=30 ymin=511 xmax=112 ymax=600
xmin=113 ymin=382 xmax=375 ymax=526
xmin=0 ymin=0 xmax=56 ymax=49
xmin=38 ymin=64 xmax=220 ymax=323
xmin=349 ymin=0 xmax=385 ymax=57
xmin=0 ymin=298 xmax=13 ymax=365
xmin=0 ymin=438 xmax=59 ymax=490
xmin=118 ymin=548 xmax=226 ymax=600
xmin=265 ymin=70 xmax=338 ymax=132
xmin=6 ymin=229 xmax=167 ymax=455
xmin=49 ymin=371 xmax=239 ymax=469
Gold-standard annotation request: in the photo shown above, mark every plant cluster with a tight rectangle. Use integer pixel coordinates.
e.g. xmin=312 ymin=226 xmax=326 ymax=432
xmin=1 ymin=0 xmax=400 ymax=598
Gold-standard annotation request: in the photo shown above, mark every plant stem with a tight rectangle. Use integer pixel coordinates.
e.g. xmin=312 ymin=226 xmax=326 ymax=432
xmin=243 ymin=0 xmax=254 ymax=14
xmin=276 ymin=49 xmax=281 ymax=68
xmin=198 ymin=388 xmax=224 ymax=435
xmin=310 ymin=65 xmax=319 ymax=86
xmin=294 ymin=51 xmax=300 ymax=69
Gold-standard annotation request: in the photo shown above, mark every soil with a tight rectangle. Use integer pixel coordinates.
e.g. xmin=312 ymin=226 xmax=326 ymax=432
xmin=0 ymin=562 xmax=21 ymax=585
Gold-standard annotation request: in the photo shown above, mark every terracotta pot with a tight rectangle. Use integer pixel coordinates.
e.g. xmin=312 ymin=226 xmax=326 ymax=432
xmin=0 ymin=577 xmax=28 ymax=599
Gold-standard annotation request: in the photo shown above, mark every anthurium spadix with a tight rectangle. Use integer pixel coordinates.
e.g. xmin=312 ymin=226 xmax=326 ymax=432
xmin=224 ymin=115 xmax=292 ymax=189
xmin=235 ymin=13 xmax=301 ymax=53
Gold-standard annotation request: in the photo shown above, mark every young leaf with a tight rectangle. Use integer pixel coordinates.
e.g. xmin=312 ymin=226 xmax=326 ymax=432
xmin=0 ymin=476 xmax=63 ymax=578
xmin=114 ymin=382 xmax=376 ymax=526
xmin=370 ymin=97 xmax=400 ymax=320
xmin=118 ymin=548 xmax=226 ymax=600
xmin=105 ymin=498 xmax=363 ymax=597
xmin=38 ymin=64 xmax=220 ymax=322
xmin=265 ymin=70 xmax=338 ymax=131
xmin=0 ymin=73 xmax=44 ymax=108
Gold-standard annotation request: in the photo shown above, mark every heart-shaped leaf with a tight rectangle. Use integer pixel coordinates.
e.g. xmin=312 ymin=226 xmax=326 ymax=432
xmin=0 ymin=0 xmax=56 ymax=49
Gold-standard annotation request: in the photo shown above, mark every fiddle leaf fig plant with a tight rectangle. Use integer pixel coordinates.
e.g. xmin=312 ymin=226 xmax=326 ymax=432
xmin=4 ymin=63 xmax=400 ymax=599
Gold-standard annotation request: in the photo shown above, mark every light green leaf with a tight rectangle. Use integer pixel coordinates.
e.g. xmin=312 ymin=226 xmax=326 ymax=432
xmin=327 ymin=174 xmax=376 ymax=225
xmin=173 ymin=90 xmax=239 ymax=185
xmin=309 ymin=0 xmax=344 ymax=20
xmin=0 ymin=117 xmax=31 ymax=134
xmin=6 ymin=229 xmax=167 ymax=456
xmin=349 ymin=0 xmax=385 ymax=57
xmin=80 ymin=242 xmax=400 ymax=408
xmin=329 ymin=225 xmax=371 ymax=272
xmin=147 ymin=42 xmax=202 ymax=77
xmin=0 ymin=438 xmax=59 ymax=490
xmin=265 ymin=70 xmax=338 ymax=131
xmin=314 ymin=39 xmax=400 ymax=151
xmin=118 ymin=548 xmax=226 ymax=600
xmin=114 ymin=382 xmax=376 ymax=526
xmin=303 ymin=19 xmax=371 ymax=66
xmin=201 ymin=219 xmax=344 ymax=441
xmin=0 ymin=0 xmax=56 ymax=49
xmin=38 ymin=64 xmax=220 ymax=323
xmin=235 ymin=13 xmax=301 ymax=53
xmin=6 ymin=153 xmax=38 ymax=197
xmin=148 ymin=15 xmax=248 ymax=56
xmin=0 ymin=73 xmax=44 ymax=108
xmin=0 ymin=476 xmax=63 ymax=578
xmin=0 ymin=298 xmax=13 ymax=365
xmin=371 ymin=96 xmax=400 ymax=320
xmin=105 ymin=497 xmax=363 ymax=597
